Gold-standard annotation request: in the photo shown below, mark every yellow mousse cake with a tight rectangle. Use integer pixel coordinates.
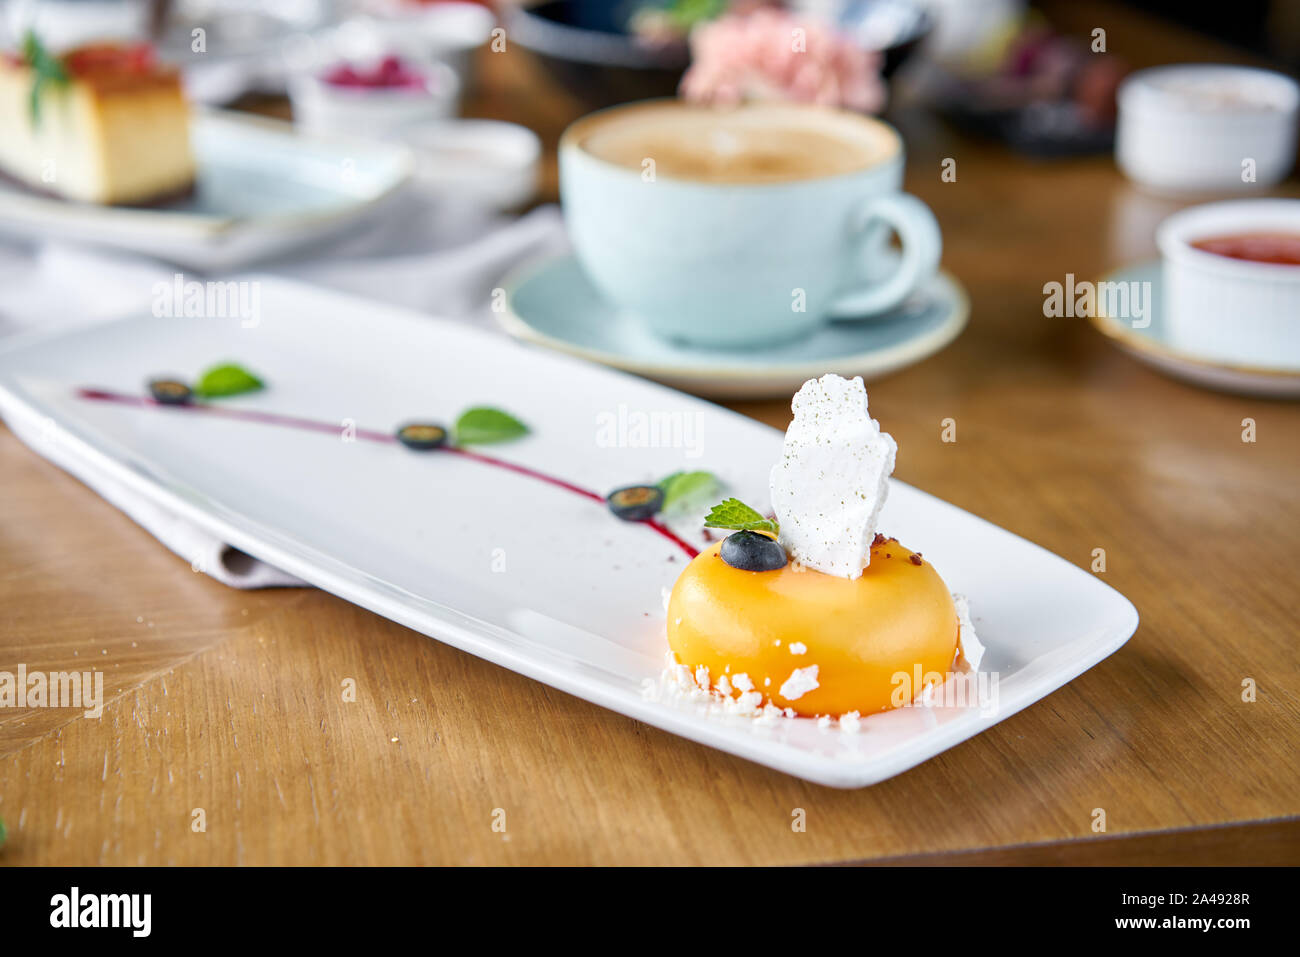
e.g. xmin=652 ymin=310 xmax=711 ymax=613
xmin=668 ymin=535 xmax=958 ymax=717
xmin=664 ymin=374 xmax=980 ymax=720
xmin=0 ymin=40 xmax=195 ymax=205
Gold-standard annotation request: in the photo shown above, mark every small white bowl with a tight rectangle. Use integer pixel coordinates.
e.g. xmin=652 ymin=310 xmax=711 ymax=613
xmin=1156 ymin=198 xmax=1300 ymax=369
xmin=289 ymin=59 xmax=459 ymax=140
xmin=338 ymin=3 xmax=496 ymax=88
xmin=403 ymin=119 xmax=541 ymax=210
xmin=1117 ymin=64 xmax=1299 ymax=194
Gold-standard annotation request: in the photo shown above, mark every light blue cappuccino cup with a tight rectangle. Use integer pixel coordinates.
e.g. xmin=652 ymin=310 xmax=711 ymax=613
xmin=559 ymin=100 xmax=941 ymax=348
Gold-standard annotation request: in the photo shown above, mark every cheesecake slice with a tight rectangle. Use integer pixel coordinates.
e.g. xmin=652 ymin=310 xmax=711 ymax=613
xmin=0 ymin=40 xmax=195 ymax=205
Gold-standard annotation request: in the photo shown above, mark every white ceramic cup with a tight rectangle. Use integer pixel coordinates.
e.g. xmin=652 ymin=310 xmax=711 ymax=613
xmin=1156 ymin=199 xmax=1300 ymax=369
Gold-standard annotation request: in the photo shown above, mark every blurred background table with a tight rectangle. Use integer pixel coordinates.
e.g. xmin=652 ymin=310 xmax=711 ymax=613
xmin=0 ymin=0 xmax=1297 ymax=864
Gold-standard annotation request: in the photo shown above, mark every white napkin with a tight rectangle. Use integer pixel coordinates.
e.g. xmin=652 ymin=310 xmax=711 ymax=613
xmin=6 ymin=403 xmax=307 ymax=587
xmin=0 ymin=198 xmax=569 ymax=588
xmin=0 ymin=199 xmax=567 ymax=334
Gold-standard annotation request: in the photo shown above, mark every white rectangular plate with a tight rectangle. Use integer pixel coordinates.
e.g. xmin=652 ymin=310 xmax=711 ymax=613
xmin=0 ymin=111 xmax=412 ymax=270
xmin=0 ymin=278 xmax=1138 ymax=787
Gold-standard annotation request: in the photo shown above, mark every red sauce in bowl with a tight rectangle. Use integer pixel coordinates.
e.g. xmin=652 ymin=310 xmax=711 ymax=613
xmin=1190 ymin=232 xmax=1300 ymax=266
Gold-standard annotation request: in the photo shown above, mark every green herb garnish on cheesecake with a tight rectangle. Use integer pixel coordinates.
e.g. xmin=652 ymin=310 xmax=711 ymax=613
xmin=21 ymin=31 xmax=67 ymax=125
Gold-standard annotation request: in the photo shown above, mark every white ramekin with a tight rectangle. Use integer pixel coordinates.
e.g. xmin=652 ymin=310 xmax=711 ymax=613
xmin=289 ymin=61 xmax=459 ymax=140
xmin=335 ymin=3 xmax=496 ymax=88
xmin=403 ymin=119 xmax=540 ymax=210
xmin=1155 ymin=199 xmax=1300 ymax=369
xmin=1117 ymin=65 xmax=1299 ymax=194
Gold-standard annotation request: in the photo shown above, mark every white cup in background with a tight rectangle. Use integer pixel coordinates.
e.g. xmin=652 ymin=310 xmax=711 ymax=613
xmin=1117 ymin=65 xmax=1299 ymax=195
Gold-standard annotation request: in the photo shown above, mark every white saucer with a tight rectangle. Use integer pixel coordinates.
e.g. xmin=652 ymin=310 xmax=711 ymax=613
xmin=497 ymin=253 xmax=969 ymax=399
xmin=1090 ymin=261 xmax=1300 ymax=399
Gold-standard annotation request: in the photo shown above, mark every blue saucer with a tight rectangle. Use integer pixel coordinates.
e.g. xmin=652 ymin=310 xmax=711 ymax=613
xmin=497 ymin=253 xmax=969 ymax=398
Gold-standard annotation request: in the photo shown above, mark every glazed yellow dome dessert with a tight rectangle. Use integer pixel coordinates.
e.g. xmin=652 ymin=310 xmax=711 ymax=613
xmin=668 ymin=534 xmax=958 ymax=717
xmin=664 ymin=374 xmax=978 ymax=720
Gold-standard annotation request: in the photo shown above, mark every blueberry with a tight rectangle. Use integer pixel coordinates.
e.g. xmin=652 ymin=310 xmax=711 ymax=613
xmin=720 ymin=531 xmax=787 ymax=571
xmin=148 ymin=378 xmax=192 ymax=405
xmin=606 ymin=485 xmax=663 ymax=521
xmin=396 ymin=423 xmax=448 ymax=450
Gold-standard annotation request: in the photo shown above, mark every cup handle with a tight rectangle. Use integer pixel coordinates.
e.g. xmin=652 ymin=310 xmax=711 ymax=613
xmin=827 ymin=192 xmax=942 ymax=319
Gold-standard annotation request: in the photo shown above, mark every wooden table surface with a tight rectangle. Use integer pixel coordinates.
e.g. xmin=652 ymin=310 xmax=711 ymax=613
xmin=2 ymin=4 xmax=1298 ymax=866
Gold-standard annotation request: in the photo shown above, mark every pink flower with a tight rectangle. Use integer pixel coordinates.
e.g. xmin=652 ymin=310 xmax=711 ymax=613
xmin=680 ymin=8 xmax=885 ymax=113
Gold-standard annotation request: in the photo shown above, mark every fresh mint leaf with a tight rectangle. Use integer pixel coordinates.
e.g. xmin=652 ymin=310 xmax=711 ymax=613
xmin=658 ymin=470 xmax=719 ymax=513
xmin=22 ymin=31 xmax=67 ymax=126
xmin=454 ymin=407 xmax=528 ymax=445
xmin=703 ymin=497 xmax=778 ymax=534
xmin=195 ymin=363 xmax=264 ymax=398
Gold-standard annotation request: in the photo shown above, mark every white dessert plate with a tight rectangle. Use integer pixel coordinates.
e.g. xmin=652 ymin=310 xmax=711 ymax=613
xmin=1090 ymin=261 xmax=1300 ymax=398
xmin=497 ymin=253 xmax=969 ymax=399
xmin=0 ymin=277 xmax=1137 ymax=787
xmin=0 ymin=110 xmax=413 ymax=271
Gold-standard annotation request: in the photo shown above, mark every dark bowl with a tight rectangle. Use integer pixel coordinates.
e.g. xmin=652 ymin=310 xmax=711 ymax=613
xmin=508 ymin=0 xmax=933 ymax=113
xmin=506 ymin=1 xmax=689 ymax=111
xmin=878 ymin=18 xmax=931 ymax=78
xmin=835 ymin=0 xmax=934 ymax=78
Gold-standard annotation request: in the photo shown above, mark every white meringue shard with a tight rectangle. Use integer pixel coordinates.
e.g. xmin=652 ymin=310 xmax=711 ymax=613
xmin=769 ymin=374 xmax=897 ymax=579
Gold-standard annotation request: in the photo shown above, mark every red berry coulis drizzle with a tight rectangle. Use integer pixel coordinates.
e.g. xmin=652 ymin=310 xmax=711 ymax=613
xmin=75 ymin=387 xmax=699 ymax=559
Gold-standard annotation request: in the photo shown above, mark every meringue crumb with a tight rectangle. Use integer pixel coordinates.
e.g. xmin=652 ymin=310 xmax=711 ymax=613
xmin=694 ymin=665 xmax=710 ymax=690
xmin=953 ymin=592 xmax=986 ymax=671
xmin=788 ymin=641 xmax=807 ymax=655
xmin=641 ymin=650 xmax=867 ymax=731
xmin=779 ymin=665 xmax=820 ymax=701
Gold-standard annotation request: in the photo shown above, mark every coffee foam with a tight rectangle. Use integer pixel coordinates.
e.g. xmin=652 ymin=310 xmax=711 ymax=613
xmin=572 ymin=101 xmax=898 ymax=184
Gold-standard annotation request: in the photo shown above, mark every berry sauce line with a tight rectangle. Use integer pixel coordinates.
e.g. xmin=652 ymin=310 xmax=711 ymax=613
xmin=75 ymin=387 xmax=699 ymax=559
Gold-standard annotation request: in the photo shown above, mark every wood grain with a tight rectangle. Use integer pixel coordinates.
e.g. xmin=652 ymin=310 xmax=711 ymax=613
xmin=1 ymin=3 xmax=1298 ymax=865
